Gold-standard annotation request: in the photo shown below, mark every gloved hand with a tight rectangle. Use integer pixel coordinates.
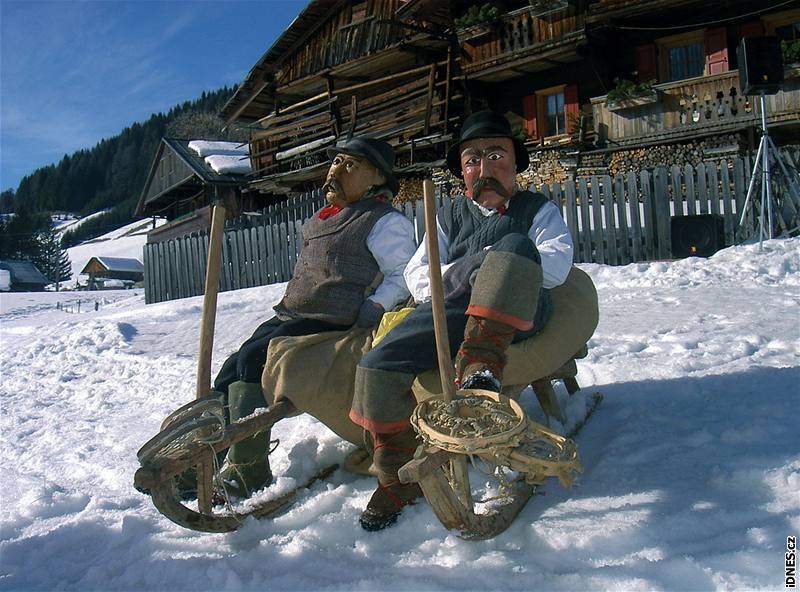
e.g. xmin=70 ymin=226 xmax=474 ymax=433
xmin=442 ymin=251 xmax=487 ymax=301
xmin=356 ymin=300 xmax=385 ymax=328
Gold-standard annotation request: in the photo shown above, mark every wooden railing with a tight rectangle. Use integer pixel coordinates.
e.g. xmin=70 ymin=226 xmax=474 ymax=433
xmin=460 ymin=7 xmax=584 ymax=70
xmin=591 ymin=67 xmax=800 ymax=145
xmin=281 ymin=17 xmax=408 ymax=83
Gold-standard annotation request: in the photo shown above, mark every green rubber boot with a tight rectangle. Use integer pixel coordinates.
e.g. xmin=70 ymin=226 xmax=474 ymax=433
xmin=217 ymin=381 xmax=273 ymax=498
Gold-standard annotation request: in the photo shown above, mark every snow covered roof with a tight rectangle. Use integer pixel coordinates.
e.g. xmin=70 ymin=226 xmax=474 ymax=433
xmin=188 ymin=140 xmax=249 ymax=158
xmin=203 ymin=154 xmax=251 ymax=175
xmin=0 ymin=260 xmax=50 ymax=285
xmin=187 ymin=140 xmax=252 ymax=176
xmin=85 ymin=257 xmax=144 ymax=273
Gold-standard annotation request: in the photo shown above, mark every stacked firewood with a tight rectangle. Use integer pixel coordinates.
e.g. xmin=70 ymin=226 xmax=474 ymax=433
xmin=608 ymin=135 xmax=743 ymax=176
xmin=393 ymin=169 xmax=462 ymax=206
xmin=394 ymin=178 xmax=425 ymax=204
xmin=609 ymin=143 xmax=699 ymax=175
xmin=517 ymin=151 xmax=568 ymax=188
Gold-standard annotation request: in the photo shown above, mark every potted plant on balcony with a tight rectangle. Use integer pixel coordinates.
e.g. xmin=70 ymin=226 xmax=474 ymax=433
xmin=605 ymin=78 xmax=658 ymax=111
xmin=455 ymin=3 xmax=501 ymax=43
xmin=782 ymin=39 xmax=800 ymax=79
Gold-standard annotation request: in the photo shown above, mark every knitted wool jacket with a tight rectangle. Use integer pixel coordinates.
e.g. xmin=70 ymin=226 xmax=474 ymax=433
xmin=438 ymin=190 xmax=548 ymax=260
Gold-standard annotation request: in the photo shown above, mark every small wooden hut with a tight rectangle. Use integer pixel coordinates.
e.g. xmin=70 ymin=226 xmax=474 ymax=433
xmin=81 ymin=257 xmax=144 ymax=289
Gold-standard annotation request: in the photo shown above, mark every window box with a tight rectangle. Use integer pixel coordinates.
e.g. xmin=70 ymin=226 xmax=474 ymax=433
xmin=457 ymin=23 xmax=495 ymax=43
xmin=606 ymin=90 xmax=659 ymax=111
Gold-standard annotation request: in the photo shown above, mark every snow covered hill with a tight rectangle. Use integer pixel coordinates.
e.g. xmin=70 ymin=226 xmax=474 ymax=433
xmin=0 ymin=238 xmax=798 ymax=591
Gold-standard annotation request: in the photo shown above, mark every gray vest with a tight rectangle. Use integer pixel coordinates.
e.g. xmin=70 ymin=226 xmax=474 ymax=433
xmin=274 ymin=198 xmax=395 ymax=326
xmin=439 ymin=191 xmax=548 ymax=261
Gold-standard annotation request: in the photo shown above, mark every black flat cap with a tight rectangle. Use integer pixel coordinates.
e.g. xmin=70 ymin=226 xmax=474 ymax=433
xmin=446 ymin=110 xmax=529 ymax=177
xmin=326 ymin=137 xmax=399 ymax=195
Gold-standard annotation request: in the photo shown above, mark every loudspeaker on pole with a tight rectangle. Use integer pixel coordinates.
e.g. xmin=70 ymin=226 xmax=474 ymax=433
xmin=737 ymin=36 xmax=784 ymax=96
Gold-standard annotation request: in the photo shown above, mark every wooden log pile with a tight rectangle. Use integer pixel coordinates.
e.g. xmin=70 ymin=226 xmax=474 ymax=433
xmin=517 ymin=150 xmax=568 ymax=188
xmin=392 ymin=169 xmax=461 ymax=206
xmin=608 ymin=135 xmax=743 ymax=176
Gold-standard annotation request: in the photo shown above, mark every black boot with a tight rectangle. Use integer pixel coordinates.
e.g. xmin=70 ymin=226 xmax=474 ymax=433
xmin=217 ymin=381 xmax=273 ymax=498
xmin=359 ymin=429 xmax=422 ymax=531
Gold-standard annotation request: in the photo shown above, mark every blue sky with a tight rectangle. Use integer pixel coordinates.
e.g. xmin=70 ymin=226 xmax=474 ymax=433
xmin=0 ymin=0 xmax=307 ymax=192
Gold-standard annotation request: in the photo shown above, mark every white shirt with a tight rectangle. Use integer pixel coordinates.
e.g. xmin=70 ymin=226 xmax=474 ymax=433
xmin=365 ymin=211 xmax=417 ymax=310
xmin=404 ymin=197 xmax=574 ymax=304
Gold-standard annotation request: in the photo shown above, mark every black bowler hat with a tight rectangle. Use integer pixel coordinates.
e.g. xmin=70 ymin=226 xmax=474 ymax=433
xmin=326 ymin=137 xmax=400 ymax=195
xmin=446 ymin=110 xmax=529 ymax=177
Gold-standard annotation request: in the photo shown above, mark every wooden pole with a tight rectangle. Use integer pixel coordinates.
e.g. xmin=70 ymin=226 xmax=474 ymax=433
xmin=423 ymin=180 xmax=472 ymax=508
xmin=423 ymin=180 xmax=456 ymax=402
xmin=194 ymin=203 xmax=226 ymax=513
xmin=196 ymin=205 xmax=226 ymax=398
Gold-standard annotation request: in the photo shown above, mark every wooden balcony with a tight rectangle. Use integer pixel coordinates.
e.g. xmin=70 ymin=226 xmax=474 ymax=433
xmin=279 ymin=17 xmax=411 ymax=85
xmin=591 ymin=67 xmax=800 ymax=147
xmin=248 ymin=62 xmax=460 ymax=193
xmin=459 ymin=6 xmax=586 ymax=83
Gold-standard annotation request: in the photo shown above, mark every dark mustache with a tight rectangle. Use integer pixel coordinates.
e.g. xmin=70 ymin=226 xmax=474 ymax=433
xmin=323 ymin=178 xmax=342 ymax=193
xmin=472 ymin=177 xmax=510 ymax=198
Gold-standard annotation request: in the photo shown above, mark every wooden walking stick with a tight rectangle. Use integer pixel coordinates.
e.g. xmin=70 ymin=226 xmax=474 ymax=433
xmin=422 ymin=179 xmax=473 ymax=508
xmin=194 ymin=203 xmax=226 ymax=513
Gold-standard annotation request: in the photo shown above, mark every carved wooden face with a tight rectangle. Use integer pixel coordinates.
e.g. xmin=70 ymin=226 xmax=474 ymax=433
xmin=459 ymin=137 xmax=517 ymax=210
xmin=323 ymin=153 xmax=386 ymax=207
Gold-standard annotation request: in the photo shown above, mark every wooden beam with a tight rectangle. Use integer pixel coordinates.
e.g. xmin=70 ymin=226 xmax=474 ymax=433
xmin=224 ymin=71 xmax=273 ymax=125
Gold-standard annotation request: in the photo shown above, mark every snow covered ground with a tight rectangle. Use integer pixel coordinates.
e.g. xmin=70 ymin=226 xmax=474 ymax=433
xmin=1 ymin=238 xmax=798 ymax=591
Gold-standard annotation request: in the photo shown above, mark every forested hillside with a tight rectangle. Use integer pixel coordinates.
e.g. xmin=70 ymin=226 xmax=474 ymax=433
xmin=4 ymin=86 xmax=248 ymax=247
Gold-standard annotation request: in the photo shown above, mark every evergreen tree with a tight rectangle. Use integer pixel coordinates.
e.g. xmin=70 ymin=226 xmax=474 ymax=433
xmin=0 ymin=188 xmax=15 ymax=213
xmin=0 ymin=206 xmax=50 ymax=260
xmin=35 ymin=225 xmax=72 ymax=288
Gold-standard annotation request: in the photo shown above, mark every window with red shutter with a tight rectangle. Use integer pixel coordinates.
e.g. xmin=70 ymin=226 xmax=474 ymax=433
xmin=704 ymin=27 xmax=729 ymax=75
xmin=523 ymin=94 xmax=538 ymax=140
xmin=564 ymin=85 xmax=579 ymax=134
xmin=636 ymin=44 xmax=658 ymax=83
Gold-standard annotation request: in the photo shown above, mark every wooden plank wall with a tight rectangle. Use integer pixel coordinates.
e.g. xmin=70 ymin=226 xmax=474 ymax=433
xmin=143 ymin=158 xmax=755 ymax=303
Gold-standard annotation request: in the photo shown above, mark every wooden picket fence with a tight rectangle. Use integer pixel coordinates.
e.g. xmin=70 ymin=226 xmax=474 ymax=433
xmin=143 ymin=157 xmax=757 ymax=304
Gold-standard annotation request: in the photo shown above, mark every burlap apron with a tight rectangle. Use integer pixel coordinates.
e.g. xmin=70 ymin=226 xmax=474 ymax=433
xmin=262 ymin=267 xmax=598 ymax=443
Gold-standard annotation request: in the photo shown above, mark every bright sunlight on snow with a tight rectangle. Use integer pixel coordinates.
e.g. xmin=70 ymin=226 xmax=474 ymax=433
xmin=1 ymin=237 xmax=798 ymax=591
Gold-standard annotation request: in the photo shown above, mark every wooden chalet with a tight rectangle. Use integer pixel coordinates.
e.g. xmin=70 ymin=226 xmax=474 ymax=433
xmin=80 ymin=257 xmax=145 ymax=289
xmin=221 ymin=0 xmax=799 ymax=195
xmin=136 ymin=138 xmax=253 ymax=243
xmin=221 ymin=0 xmax=460 ymax=196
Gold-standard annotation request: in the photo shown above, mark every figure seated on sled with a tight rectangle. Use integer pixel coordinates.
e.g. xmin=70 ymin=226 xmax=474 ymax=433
xmin=190 ymin=137 xmax=417 ymax=499
xmin=257 ymin=111 xmax=597 ymax=533
xmin=345 ymin=110 xmax=599 ymax=531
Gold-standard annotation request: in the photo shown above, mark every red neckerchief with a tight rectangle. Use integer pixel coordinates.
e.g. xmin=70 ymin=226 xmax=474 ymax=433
xmin=317 ymin=205 xmax=342 ymax=220
xmin=468 ymin=195 xmax=508 ymax=216
xmin=317 ymin=192 xmax=390 ymax=220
